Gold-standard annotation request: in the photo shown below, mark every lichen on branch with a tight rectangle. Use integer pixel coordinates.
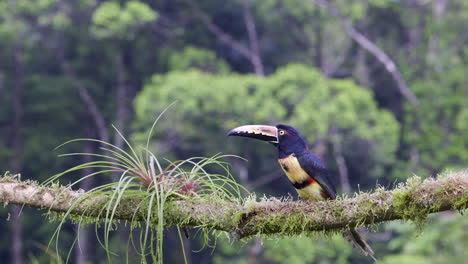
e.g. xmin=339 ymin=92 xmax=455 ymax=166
xmin=0 ymin=171 xmax=467 ymax=238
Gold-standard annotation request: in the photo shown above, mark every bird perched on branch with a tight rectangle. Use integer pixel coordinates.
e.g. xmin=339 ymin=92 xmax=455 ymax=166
xmin=228 ymin=124 xmax=377 ymax=262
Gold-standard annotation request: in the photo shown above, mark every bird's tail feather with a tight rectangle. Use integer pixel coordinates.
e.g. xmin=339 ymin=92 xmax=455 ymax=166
xmin=343 ymin=229 xmax=377 ymax=262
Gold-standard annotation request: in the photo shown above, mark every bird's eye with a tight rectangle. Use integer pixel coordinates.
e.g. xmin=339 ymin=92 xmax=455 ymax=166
xmin=279 ymin=130 xmax=285 ymax=135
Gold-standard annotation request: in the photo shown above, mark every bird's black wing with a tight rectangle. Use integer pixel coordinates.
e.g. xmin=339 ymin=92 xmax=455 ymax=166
xmin=297 ymin=152 xmax=337 ymax=199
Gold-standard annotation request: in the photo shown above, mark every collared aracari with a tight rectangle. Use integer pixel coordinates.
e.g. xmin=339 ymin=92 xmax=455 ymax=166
xmin=228 ymin=124 xmax=376 ymax=261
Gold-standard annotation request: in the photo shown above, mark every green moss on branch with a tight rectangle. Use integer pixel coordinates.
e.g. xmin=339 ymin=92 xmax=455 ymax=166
xmin=0 ymin=171 xmax=467 ymax=238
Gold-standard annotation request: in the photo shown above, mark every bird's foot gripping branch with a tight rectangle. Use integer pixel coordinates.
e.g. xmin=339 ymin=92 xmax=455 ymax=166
xmin=0 ymin=170 xmax=467 ymax=238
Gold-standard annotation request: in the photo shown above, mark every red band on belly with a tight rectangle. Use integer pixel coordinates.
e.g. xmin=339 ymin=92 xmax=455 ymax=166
xmin=292 ymin=177 xmax=317 ymax=189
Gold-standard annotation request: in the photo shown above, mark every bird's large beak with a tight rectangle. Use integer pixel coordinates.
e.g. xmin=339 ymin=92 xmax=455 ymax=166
xmin=227 ymin=125 xmax=278 ymax=143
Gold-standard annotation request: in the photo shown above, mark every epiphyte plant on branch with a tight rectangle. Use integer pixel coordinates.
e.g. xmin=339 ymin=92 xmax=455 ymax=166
xmin=45 ymin=110 xmax=246 ymax=264
xmin=228 ymin=124 xmax=377 ymax=261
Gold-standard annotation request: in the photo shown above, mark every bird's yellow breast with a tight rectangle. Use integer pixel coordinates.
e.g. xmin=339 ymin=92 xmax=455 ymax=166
xmin=278 ymin=154 xmax=325 ymax=201
xmin=278 ymin=154 xmax=309 ymax=184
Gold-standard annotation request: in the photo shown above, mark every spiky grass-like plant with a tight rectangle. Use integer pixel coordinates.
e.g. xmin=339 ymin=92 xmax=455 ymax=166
xmin=45 ymin=112 xmax=246 ymax=263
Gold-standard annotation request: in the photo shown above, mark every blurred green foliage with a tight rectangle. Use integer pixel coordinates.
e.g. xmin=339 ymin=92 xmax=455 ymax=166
xmin=168 ymin=46 xmax=231 ymax=74
xmin=381 ymin=214 xmax=467 ymax=264
xmin=92 ymin=0 xmax=158 ymax=39
xmin=214 ymin=234 xmax=358 ymax=264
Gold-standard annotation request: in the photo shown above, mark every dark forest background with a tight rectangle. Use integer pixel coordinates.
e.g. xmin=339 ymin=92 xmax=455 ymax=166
xmin=0 ymin=0 xmax=467 ymax=263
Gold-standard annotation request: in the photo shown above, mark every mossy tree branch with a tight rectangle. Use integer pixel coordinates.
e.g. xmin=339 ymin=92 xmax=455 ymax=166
xmin=0 ymin=171 xmax=466 ymax=238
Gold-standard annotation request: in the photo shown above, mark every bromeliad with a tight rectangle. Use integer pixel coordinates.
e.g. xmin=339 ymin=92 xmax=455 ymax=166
xmin=228 ymin=124 xmax=377 ymax=261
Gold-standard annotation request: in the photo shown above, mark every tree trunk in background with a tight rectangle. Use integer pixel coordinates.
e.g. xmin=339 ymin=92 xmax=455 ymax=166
xmin=234 ymin=158 xmax=249 ymax=187
xmin=333 ymin=144 xmax=351 ymax=195
xmin=330 ymin=130 xmax=351 ymax=194
xmin=428 ymin=0 xmax=447 ymax=69
xmin=113 ymin=52 xmax=130 ymax=155
xmin=61 ymin=60 xmax=110 ymax=144
xmin=312 ymin=138 xmax=327 ymax=159
xmin=0 ymin=71 xmax=4 ymax=97
xmin=313 ymin=7 xmax=323 ymax=71
xmin=75 ymin=125 xmax=95 ymax=264
xmin=242 ymin=0 xmax=264 ymax=76
xmin=10 ymin=40 xmax=24 ymax=264
xmin=247 ymin=239 xmax=263 ymax=264
xmin=114 ymin=49 xmax=137 ymax=259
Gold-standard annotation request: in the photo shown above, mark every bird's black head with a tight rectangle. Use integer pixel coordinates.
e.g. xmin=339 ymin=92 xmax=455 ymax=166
xmin=227 ymin=124 xmax=308 ymax=158
xmin=275 ymin=124 xmax=308 ymax=158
